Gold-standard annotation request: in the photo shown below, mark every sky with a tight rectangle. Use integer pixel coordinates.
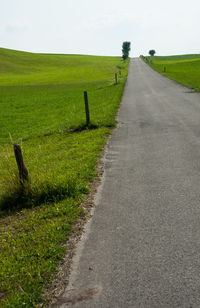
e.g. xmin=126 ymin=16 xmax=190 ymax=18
xmin=0 ymin=0 xmax=200 ymax=57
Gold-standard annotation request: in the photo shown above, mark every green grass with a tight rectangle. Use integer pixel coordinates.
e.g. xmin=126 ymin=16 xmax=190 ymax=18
xmin=142 ymin=54 xmax=200 ymax=91
xmin=0 ymin=48 xmax=129 ymax=307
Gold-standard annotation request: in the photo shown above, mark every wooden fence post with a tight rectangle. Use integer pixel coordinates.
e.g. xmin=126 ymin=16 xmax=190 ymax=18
xmin=164 ymin=66 xmax=166 ymax=72
xmin=84 ymin=91 xmax=90 ymax=126
xmin=13 ymin=144 xmax=29 ymax=185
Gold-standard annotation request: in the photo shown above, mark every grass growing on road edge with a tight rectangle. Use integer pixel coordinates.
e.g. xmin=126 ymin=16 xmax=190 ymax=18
xmin=0 ymin=48 xmax=129 ymax=307
xmin=141 ymin=54 xmax=200 ymax=91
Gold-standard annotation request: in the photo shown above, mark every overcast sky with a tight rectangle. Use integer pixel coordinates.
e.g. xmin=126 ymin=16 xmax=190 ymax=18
xmin=1 ymin=0 xmax=200 ymax=57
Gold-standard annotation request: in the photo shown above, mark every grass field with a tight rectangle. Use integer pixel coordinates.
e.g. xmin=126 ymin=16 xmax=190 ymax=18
xmin=142 ymin=54 xmax=200 ymax=91
xmin=0 ymin=48 xmax=129 ymax=307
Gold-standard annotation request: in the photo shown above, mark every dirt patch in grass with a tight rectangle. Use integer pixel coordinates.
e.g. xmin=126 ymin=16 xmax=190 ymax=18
xmin=0 ymin=291 xmax=8 ymax=301
xmin=51 ymin=286 xmax=102 ymax=306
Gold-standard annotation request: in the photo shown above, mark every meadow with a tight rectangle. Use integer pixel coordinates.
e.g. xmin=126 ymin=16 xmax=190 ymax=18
xmin=0 ymin=48 xmax=129 ymax=307
xmin=143 ymin=54 xmax=200 ymax=91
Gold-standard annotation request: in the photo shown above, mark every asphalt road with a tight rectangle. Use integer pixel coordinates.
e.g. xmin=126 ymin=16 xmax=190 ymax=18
xmin=58 ymin=58 xmax=200 ymax=307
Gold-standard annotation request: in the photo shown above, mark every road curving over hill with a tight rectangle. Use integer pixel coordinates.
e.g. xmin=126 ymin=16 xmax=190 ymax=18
xmin=56 ymin=58 xmax=200 ymax=307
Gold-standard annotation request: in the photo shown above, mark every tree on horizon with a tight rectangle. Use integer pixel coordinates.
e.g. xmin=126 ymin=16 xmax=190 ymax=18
xmin=122 ymin=42 xmax=131 ymax=60
xmin=149 ymin=49 xmax=156 ymax=56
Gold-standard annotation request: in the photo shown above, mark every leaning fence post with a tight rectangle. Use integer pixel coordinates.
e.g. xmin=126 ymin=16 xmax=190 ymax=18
xmin=13 ymin=144 xmax=29 ymax=185
xmin=84 ymin=91 xmax=90 ymax=126
xmin=115 ymin=73 xmax=118 ymax=84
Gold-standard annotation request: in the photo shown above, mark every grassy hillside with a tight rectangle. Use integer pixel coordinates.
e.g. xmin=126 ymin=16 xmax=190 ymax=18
xmin=142 ymin=54 xmax=200 ymax=91
xmin=0 ymin=48 xmax=120 ymax=86
xmin=0 ymin=48 xmax=127 ymax=144
xmin=0 ymin=48 xmax=129 ymax=307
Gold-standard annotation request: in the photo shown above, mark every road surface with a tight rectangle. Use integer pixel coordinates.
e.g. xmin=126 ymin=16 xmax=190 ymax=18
xmin=57 ymin=58 xmax=200 ymax=307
